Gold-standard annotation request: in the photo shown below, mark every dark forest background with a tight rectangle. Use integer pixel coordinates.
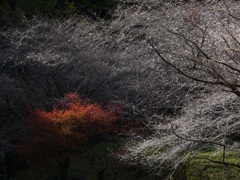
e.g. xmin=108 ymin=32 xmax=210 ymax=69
xmin=0 ymin=0 xmax=120 ymax=26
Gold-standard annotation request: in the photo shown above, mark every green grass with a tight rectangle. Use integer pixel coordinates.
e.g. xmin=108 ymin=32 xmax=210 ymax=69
xmin=172 ymin=151 xmax=240 ymax=180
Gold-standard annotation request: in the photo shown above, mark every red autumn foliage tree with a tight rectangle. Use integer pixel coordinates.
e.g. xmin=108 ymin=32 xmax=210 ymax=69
xmin=19 ymin=92 xmax=119 ymax=179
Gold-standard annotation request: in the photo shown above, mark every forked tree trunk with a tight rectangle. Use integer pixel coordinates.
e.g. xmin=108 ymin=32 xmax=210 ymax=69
xmin=97 ymin=169 xmax=106 ymax=180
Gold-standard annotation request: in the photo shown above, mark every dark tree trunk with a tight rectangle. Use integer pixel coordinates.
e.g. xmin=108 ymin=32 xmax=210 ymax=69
xmin=97 ymin=169 xmax=106 ymax=180
xmin=57 ymin=156 xmax=70 ymax=180
xmin=9 ymin=0 xmax=17 ymax=11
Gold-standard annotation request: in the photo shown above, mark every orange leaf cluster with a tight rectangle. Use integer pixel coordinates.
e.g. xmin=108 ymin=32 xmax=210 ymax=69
xmin=20 ymin=93 xmax=118 ymax=160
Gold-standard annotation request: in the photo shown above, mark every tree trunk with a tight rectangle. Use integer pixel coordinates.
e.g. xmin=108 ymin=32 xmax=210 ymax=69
xmin=57 ymin=156 xmax=70 ymax=180
xmin=1 ymin=145 xmax=7 ymax=180
xmin=97 ymin=169 xmax=105 ymax=180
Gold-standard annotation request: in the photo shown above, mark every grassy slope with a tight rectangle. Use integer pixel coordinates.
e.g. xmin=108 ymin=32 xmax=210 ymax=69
xmin=173 ymin=151 xmax=240 ymax=180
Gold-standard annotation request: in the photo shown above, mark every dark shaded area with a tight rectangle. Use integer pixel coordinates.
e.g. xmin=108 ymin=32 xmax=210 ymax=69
xmin=0 ymin=0 xmax=120 ymax=26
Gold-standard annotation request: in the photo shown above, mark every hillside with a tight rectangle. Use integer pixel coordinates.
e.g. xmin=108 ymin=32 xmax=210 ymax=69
xmin=1 ymin=0 xmax=240 ymax=179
